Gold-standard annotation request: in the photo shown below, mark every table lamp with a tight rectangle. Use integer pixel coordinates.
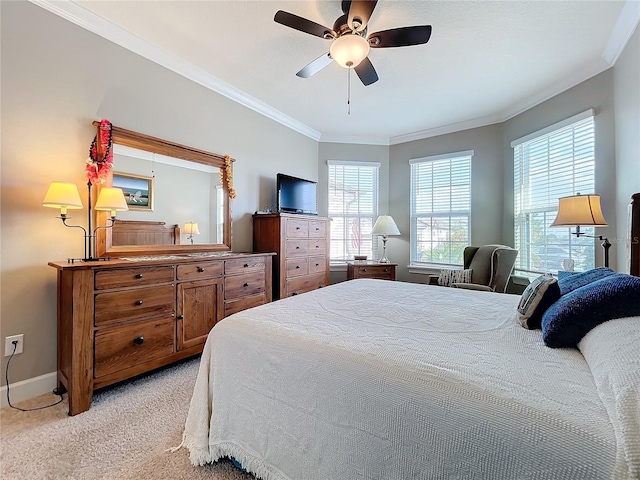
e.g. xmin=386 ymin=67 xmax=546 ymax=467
xmin=372 ymin=215 xmax=400 ymax=263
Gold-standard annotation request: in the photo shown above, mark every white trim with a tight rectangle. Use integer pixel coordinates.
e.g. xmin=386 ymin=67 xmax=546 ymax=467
xmin=330 ymin=263 xmax=348 ymax=272
xmin=409 ymin=150 xmax=474 ymax=164
xmin=0 ymin=371 xmax=57 ymax=408
xmin=320 ymin=134 xmax=390 ymax=146
xmin=407 ymin=265 xmax=442 ymax=275
xmin=30 ymin=0 xmax=321 ymax=142
xmin=603 ymin=0 xmax=640 ymax=65
xmin=326 ymin=160 xmax=381 ymax=167
xmin=510 ymin=109 xmax=595 ymax=147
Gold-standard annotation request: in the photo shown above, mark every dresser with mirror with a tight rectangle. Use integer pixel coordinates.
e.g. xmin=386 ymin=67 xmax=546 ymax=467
xmin=50 ymin=123 xmax=273 ymax=415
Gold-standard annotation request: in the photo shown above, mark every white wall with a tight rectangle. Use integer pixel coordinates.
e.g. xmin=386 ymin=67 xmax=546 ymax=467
xmin=613 ymin=25 xmax=640 ymax=273
xmin=0 ymin=2 xmax=318 ymax=385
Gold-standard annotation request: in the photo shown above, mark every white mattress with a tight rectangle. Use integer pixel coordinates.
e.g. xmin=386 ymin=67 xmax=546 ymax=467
xmin=181 ymin=279 xmax=638 ymax=479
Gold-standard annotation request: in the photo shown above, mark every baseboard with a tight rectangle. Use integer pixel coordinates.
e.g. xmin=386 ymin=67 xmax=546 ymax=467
xmin=0 ymin=372 xmax=57 ymax=408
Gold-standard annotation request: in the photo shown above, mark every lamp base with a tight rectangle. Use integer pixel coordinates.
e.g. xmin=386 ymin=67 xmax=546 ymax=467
xmin=377 ymin=236 xmax=390 ymax=263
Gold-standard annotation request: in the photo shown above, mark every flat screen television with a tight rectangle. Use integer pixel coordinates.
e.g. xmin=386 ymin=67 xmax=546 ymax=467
xmin=277 ymin=173 xmax=318 ymax=215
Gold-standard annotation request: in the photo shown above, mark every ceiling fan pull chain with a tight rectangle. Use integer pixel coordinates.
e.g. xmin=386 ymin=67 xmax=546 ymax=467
xmin=347 ymin=63 xmax=352 ymax=115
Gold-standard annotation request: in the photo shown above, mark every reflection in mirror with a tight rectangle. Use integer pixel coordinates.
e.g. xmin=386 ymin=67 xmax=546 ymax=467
xmin=113 ymin=144 xmax=225 ymax=245
xmin=94 ymin=123 xmax=233 ymax=257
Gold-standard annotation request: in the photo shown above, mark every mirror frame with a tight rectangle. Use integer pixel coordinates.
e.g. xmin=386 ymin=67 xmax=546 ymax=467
xmin=95 ymin=122 xmax=233 ymax=257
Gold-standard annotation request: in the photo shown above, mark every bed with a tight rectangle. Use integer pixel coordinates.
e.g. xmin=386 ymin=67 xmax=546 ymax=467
xmin=180 ymin=195 xmax=640 ymax=480
xmin=111 ymin=220 xmax=180 ymax=246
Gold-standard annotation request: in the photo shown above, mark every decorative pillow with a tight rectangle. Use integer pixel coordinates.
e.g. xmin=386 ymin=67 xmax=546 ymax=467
xmin=557 ymin=267 xmax=615 ymax=295
xmin=438 ymin=268 xmax=472 ymax=287
xmin=516 ymin=274 xmax=560 ymax=330
xmin=542 ymin=273 xmax=640 ymax=348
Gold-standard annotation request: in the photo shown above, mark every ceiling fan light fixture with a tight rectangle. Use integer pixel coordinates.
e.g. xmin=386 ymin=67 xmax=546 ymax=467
xmin=330 ymin=34 xmax=370 ymax=68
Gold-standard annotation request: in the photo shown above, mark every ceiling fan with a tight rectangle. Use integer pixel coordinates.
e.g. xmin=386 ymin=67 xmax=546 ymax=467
xmin=274 ymin=0 xmax=432 ymax=86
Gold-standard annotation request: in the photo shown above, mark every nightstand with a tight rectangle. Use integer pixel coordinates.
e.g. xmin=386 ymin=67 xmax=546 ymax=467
xmin=347 ymin=261 xmax=397 ymax=281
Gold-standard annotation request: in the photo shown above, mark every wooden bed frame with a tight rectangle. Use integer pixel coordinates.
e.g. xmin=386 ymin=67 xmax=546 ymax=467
xmin=631 ymin=193 xmax=640 ymax=276
xmin=111 ymin=220 xmax=180 ymax=247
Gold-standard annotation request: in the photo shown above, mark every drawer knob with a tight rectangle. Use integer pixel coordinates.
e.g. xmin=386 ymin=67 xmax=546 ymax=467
xmin=244 ymin=282 xmax=249 ymax=287
xmin=363 ymin=268 xmax=367 ymax=272
xmin=243 ymin=263 xmax=249 ymax=268
xmin=296 ymin=227 xmax=300 ymax=230
xmin=135 ymin=300 xmax=143 ymax=306
xmin=134 ymin=336 xmax=144 ymax=345
xmin=177 ymin=315 xmax=184 ymax=320
xmin=318 ymin=285 xmax=323 ymax=288
xmin=315 ymin=245 xmax=319 ymax=248
xmin=135 ymin=273 xmax=143 ymax=279
xmin=384 ymin=269 xmax=388 ymax=272
xmin=292 ymin=292 xmax=298 ymax=296
xmin=316 ymin=263 xmax=320 ymax=267
xmin=295 ymin=265 xmax=300 ymax=269
xmin=296 ymin=246 xmax=300 ymax=249
xmin=197 ymin=267 xmax=205 ymax=273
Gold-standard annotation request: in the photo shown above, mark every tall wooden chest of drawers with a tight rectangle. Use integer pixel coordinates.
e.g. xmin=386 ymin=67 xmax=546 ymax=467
xmin=253 ymin=213 xmax=330 ymax=299
xmin=49 ymin=252 xmax=272 ymax=415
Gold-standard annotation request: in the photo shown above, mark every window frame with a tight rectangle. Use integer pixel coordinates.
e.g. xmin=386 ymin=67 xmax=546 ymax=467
xmin=409 ymin=150 xmax=473 ymax=268
xmin=512 ymin=109 xmax=596 ymax=276
xmin=327 ymin=160 xmax=380 ymax=263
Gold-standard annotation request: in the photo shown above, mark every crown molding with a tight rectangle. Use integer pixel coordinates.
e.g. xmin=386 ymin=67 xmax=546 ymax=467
xmin=319 ymin=134 xmax=390 ymax=146
xmin=30 ymin=0 xmax=321 ymax=142
xmin=603 ymin=0 xmax=640 ymax=65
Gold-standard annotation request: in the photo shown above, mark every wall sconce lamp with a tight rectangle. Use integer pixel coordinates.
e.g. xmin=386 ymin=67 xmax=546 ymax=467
xmin=550 ymin=193 xmax=611 ymax=268
xmin=183 ymin=222 xmax=200 ymax=245
xmin=371 ymin=215 xmax=401 ymax=263
xmin=42 ymin=181 xmax=128 ymax=262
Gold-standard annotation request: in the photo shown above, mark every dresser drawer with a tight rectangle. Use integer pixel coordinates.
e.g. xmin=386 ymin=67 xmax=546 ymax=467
xmin=94 ymin=317 xmax=175 ymax=378
xmin=308 ymin=256 xmax=327 ymax=274
xmin=224 ymin=271 xmax=266 ymax=300
xmin=285 ymin=273 xmax=327 ymax=297
xmin=176 ymin=261 xmax=223 ymax=281
xmin=225 ymin=257 xmax=265 ymax=275
xmin=286 ymin=219 xmax=308 ymax=238
xmin=308 ymin=239 xmax=326 ymax=255
xmin=353 ymin=265 xmax=395 ymax=280
xmin=224 ymin=293 xmax=267 ymax=317
xmin=286 ymin=258 xmax=309 ymax=278
xmin=94 ymin=285 xmax=175 ymax=327
xmin=308 ymin=220 xmax=327 ymax=238
xmin=95 ymin=266 xmax=174 ymax=290
xmin=286 ymin=239 xmax=309 ymax=257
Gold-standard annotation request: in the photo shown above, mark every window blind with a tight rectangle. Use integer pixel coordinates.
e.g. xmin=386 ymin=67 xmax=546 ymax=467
xmin=513 ymin=113 xmax=596 ymax=274
xmin=410 ymin=151 xmax=472 ymax=266
xmin=328 ymin=161 xmax=380 ymax=261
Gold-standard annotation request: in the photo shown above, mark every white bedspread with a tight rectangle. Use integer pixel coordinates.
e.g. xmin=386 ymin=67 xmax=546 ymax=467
xmin=181 ymin=279 xmax=635 ymax=479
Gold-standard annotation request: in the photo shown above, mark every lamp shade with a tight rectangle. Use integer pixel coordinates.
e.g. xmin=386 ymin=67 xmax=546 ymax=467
xmin=42 ymin=182 xmax=83 ymax=214
xmin=183 ymin=222 xmax=200 ymax=235
xmin=94 ymin=187 xmax=129 ymax=216
xmin=372 ymin=216 xmax=401 ymax=236
xmin=550 ymin=194 xmax=608 ymax=227
xmin=330 ymin=34 xmax=370 ymax=68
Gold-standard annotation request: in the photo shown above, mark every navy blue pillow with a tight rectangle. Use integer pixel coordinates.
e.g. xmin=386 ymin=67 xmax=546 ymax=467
xmin=557 ymin=267 xmax=616 ymax=295
xmin=542 ymin=273 xmax=640 ymax=348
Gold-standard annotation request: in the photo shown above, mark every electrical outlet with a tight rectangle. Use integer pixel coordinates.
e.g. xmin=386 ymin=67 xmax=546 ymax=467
xmin=5 ymin=334 xmax=24 ymax=357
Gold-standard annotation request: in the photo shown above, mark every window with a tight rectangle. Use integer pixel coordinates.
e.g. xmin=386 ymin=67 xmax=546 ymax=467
xmin=410 ymin=151 xmax=472 ymax=267
xmin=513 ymin=110 xmax=596 ymax=275
xmin=328 ymin=161 xmax=380 ymax=261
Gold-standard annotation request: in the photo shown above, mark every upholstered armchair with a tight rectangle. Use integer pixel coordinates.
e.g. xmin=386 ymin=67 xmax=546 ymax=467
xmin=428 ymin=245 xmax=518 ymax=293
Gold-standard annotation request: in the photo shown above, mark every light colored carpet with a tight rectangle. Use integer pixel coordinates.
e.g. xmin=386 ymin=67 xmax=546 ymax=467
xmin=0 ymin=357 xmax=253 ymax=480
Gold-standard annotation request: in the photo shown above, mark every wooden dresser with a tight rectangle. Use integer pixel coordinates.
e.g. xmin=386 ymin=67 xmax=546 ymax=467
xmin=49 ymin=252 xmax=273 ymax=415
xmin=253 ymin=213 xmax=330 ymax=299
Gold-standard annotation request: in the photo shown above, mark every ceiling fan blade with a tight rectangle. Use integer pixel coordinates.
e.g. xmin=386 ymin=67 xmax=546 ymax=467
xmin=341 ymin=0 xmax=351 ymax=14
xmin=296 ymin=53 xmax=333 ymax=78
xmin=347 ymin=0 xmax=378 ymax=32
xmin=354 ymin=57 xmax=378 ymax=86
xmin=368 ymin=25 xmax=432 ymax=48
xmin=274 ymin=10 xmax=335 ymax=39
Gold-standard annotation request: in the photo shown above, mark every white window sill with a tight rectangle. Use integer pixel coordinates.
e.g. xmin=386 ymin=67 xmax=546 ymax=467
xmin=407 ymin=264 xmax=459 ymax=275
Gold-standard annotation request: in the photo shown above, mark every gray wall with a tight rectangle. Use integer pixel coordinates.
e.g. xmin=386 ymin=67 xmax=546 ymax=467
xmin=0 ymin=2 xmax=318 ymax=386
xmin=389 ymin=124 xmax=504 ymax=283
xmin=614 ymin=25 xmax=640 ymax=273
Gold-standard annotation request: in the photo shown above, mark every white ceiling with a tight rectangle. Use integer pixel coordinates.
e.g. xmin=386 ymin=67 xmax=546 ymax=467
xmin=38 ymin=1 xmax=638 ymax=145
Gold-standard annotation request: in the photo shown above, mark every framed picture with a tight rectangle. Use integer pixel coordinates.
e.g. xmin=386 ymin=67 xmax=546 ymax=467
xmin=112 ymin=172 xmax=154 ymax=211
